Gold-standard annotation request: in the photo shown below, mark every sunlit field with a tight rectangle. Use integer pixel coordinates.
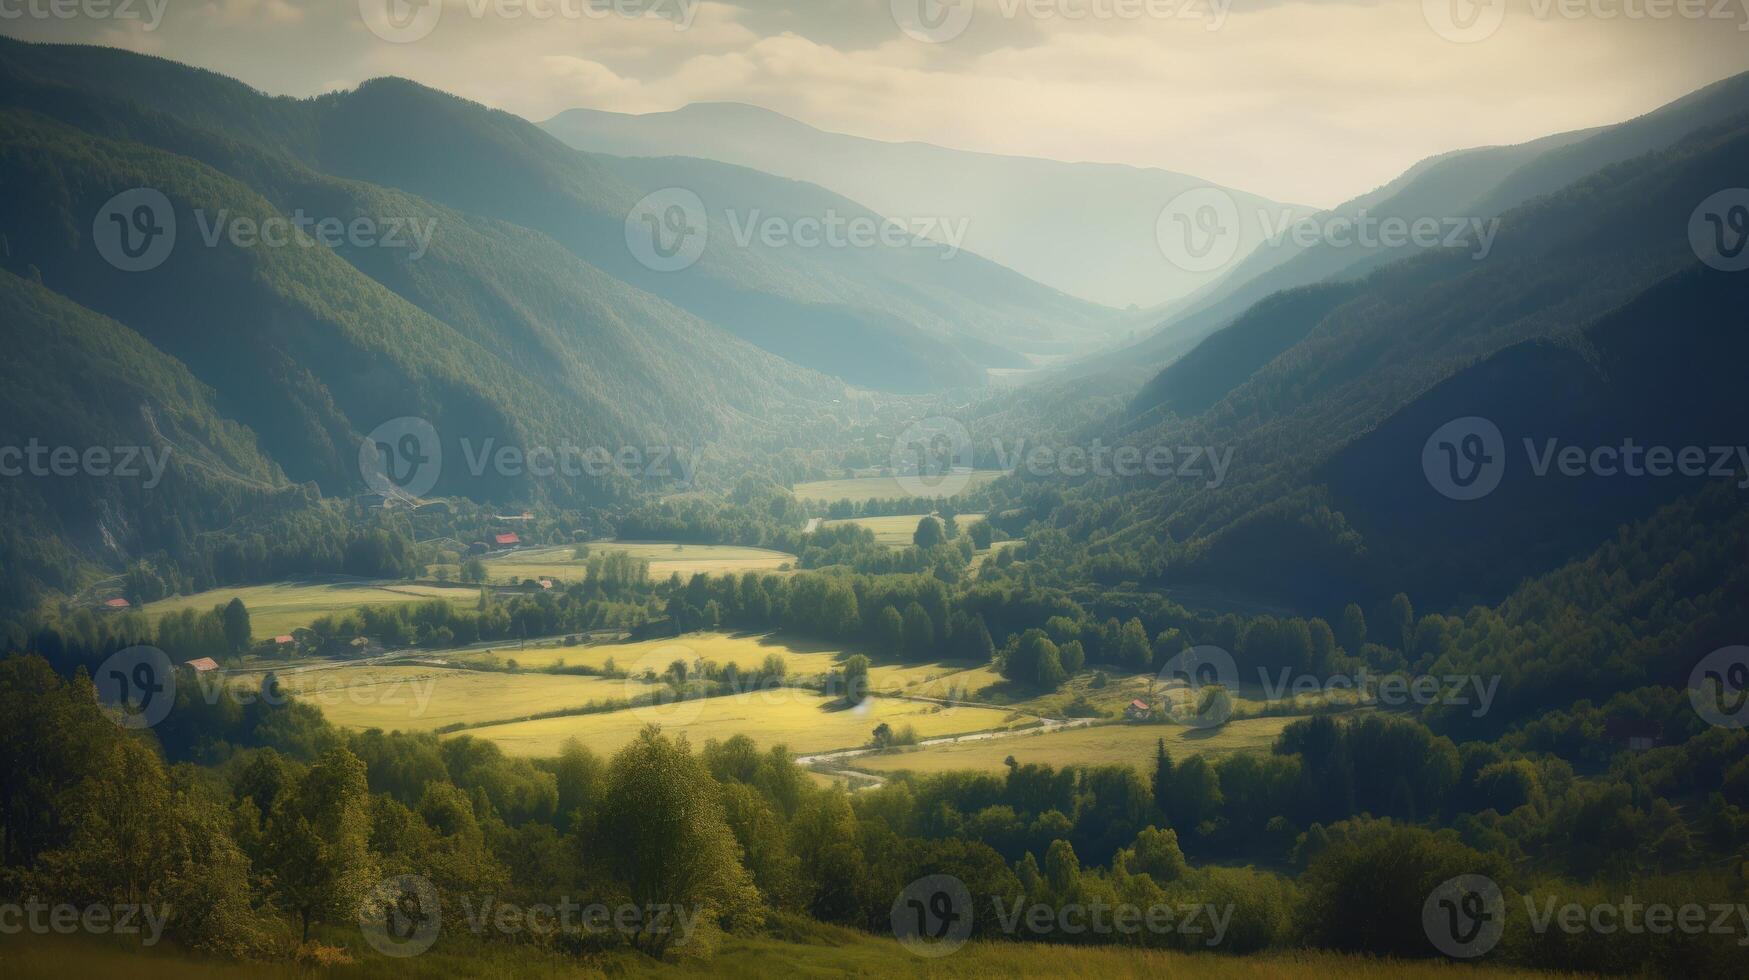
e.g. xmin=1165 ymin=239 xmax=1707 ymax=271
xmin=482 ymin=542 xmax=795 ymax=584
xmin=824 ymin=513 xmax=986 ymax=547
xmin=851 ymin=715 xmax=1303 ymax=775
xmin=455 ymin=690 xmax=1023 ymax=758
xmin=790 ymin=471 xmax=1004 ymax=502
xmin=138 ymin=580 xmax=485 ymax=638
xmin=256 ymin=664 xmax=634 ymax=733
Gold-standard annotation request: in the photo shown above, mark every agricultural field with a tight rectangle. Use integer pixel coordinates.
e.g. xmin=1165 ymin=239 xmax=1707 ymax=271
xmin=851 ymin=715 xmax=1305 ymax=775
xmin=481 ymin=542 xmax=794 ymax=584
xmin=455 ymin=690 xmax=1023 ymax=758
xmin=137 ymin=579 xmax=484 ymax=638
xmin=823 ymin=513 xmax=985 ymax=547
xmin=450 ymin=632 xmax=1004 ymax=702
xmin=258 ymin=664 xmax=633 ymax=733
xmin=790 ymin=470 xmax=1003 ymax=503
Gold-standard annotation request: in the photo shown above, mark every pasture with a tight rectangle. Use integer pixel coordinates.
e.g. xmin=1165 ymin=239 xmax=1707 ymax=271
xmin=137 ymin=579 xmax=483 ymax=639
xmin=482 ymin=542 xmax=794 ymax=584
xmin=790 ymin=470 xmax=1003 ymax=503
xmin=823 ymin=513 xmax=985 ymax=547
xmin=261 ymin=664 xmax=632 ymax=733
xmin=455 ymin=690 xmax=1022 ymax=758
xmin=851 ymin=714 xmax=1302 ymax=775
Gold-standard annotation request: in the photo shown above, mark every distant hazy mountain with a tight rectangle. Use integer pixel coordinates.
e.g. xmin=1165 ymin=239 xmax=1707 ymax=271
xmin=542 ymin=103 xmax=1316 ymax=310
xmin=1072 ymin=70 xmax=1749 ymax=381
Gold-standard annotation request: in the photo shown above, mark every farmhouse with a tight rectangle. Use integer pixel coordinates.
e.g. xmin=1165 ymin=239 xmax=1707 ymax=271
xmin=101 ymin=597 xmax=131 ymax=610
xmin=185 ymin=657 xmax=219 ymax=672
xmin=494 ymin=532 xmax=521 ymax=547
xmin=1125 ymin=699 xmax=1153 ymax=721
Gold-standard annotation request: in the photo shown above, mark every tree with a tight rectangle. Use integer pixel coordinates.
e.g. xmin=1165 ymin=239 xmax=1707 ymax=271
xmin=1338 ymin=603 xmax=1367 ymax=654
xmin=1387 ymin=593 xmax=1415 ymax=655
xmin=838 ymin=654 xmax=870 ymax=704
xmin=1115 ymin=618 xmax=1150 ymax=672
xmin=913 ymin=515 xmax=947 ymax=549
xmin=596 ymin=727 xmax=757 ymax=954
xmin=1059 ymin=640 xmax=1086 ymax=676
xmin=221 ymin=597 xmax=252 ymax=654
xmin=1001 ymin=629 xmax=1066 ymax=692
xmin=461 ymin=557 xmax=487 ymax=584
xmin=968 ymin=520 xmax=994 ymax=549
xmin=901 ymin=602 xmax=935 ymax=656
xmin=264 ymin=747 xmax=377 ymax=942
xmin=876 ymin=606 xmax=904 ymax=656
xmin=1151 ymin=740 xmax=1174 ymax=819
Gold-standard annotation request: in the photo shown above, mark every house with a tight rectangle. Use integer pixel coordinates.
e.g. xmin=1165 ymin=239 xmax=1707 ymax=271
xmin=495 ymin=511 xmax=534 ymax=521
xmin=273 ymin=635 xmax=296 ymax=648
xmin=1125 ymin=699 xmax=1153 ymax=721
xmin=1605 ymin=718 xmax=1664 ymax=752
xmin=538 ymin=579 xmax=554 ymax=591
xmin=494 ymin=532 xmax=520 ymax=547
xmin=185 ymin=657 xmax=219 ymax=672
xmin=102 ymin=597 xmax=131 ymax=610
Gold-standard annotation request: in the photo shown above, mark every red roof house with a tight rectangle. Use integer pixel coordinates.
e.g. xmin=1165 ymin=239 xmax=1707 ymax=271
xmin=103 ymin=597 xmax=132 ymax=610
xmin=185 ymin=657 xmax=220 ymax=672
xmin=494 ymin=532 xmax=520 ymax=546
xmin=273 ymin=635 xmax=296 ymax=646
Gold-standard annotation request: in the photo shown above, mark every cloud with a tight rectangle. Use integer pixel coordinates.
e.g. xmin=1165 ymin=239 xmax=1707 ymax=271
xmin=1 ymin=0 xmax=1743 ymax=205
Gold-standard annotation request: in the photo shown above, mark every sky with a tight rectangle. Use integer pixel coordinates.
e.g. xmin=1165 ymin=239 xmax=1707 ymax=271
xmin=3 ymin=0 xmax=1745 ymax=207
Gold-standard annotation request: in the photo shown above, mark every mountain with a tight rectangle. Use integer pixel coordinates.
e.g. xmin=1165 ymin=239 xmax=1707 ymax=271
xmin=542 ymin=102 xmax=1316 ymax=310
xmin=1003 ymin=103 xmax=1749 ymax=614
xmin=1073 ymin=70 xmax=1749 ymax=381
xmin=0 ymin=40 xmax=1102 ymax=393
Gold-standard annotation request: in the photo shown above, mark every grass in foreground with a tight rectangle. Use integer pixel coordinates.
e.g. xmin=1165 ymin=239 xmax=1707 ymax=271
xmin=0 ymin=919 xmax=1585 ymax=979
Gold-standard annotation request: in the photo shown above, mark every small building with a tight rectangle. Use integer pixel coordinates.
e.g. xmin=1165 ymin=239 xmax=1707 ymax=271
xmin=1605 ymin=718 xmax=1664 ymax=752
xmin=494 ymin=532 xmax=521 ymax=547
xmin=538 ymin=579 xmax=554 ymax=591
xmin=102 ymin=597 xmax=132 ymax=610
xmin=185 ymin=657 xmax=220 ymax=672
xmin=1125 ymin=699 xmax=1153 ymax=721
xmin=273 ymin=635 xmax=296 ymax=647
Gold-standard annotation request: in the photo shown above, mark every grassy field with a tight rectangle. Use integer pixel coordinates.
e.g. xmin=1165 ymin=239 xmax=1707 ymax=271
xmin=138 ymin=580 xmax=484 ymax=638
xmin=2 ymin=921 xmax=1583 ymax=979
xmin=455 ymin=690 xmax=1023 ymax=758
xmin=480 ymin=542 xmax=795 ymax=585
xmin=449 ymin=632 xmax=1007 ymax=703
xmin=263 ymin=665 xmax=634 ymax=733
xmin=791 ymin=471 xmax=1003 ymax=503
xmin=852 ymin=715 xmax=1300 ymax=775
xmin=823 ymin=513 xmax=985 ymax=547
